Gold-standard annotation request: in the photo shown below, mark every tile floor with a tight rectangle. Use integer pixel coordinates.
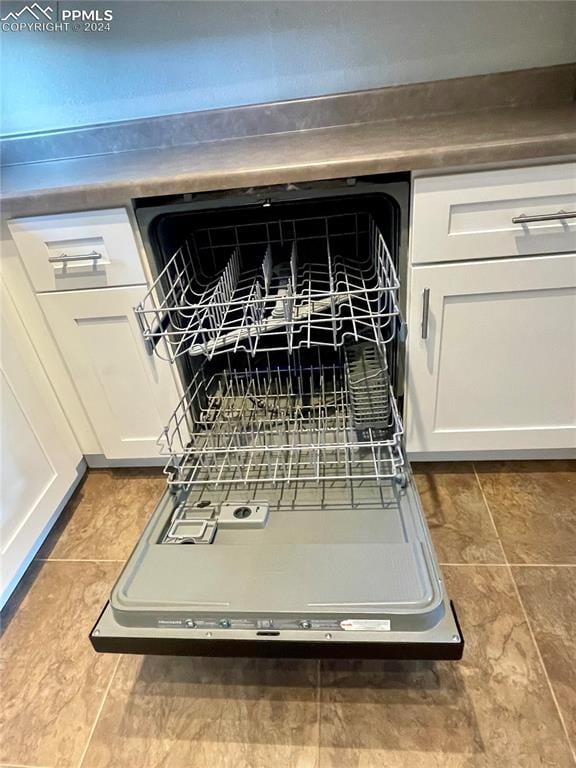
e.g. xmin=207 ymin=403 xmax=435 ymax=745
xmin=1 ymin=462 xmax=574 ymax=767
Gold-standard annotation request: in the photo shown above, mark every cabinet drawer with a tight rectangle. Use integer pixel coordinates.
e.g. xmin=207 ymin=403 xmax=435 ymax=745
xmin=8 ymin=208 xmax=146 ymax=292
xmin=411 ymin=163 xmax=576 ymax=264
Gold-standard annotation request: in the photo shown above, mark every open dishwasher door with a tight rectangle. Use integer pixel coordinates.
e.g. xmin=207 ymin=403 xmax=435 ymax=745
xmin=91 ymin=180 xmax=463 ymax=659
xmin=91 ymin=474 xmax=463 ymax=659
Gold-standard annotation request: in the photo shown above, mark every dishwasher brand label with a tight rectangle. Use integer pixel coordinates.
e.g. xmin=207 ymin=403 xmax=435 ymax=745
xmin=340 ymin=619 xmax=391 ymax=631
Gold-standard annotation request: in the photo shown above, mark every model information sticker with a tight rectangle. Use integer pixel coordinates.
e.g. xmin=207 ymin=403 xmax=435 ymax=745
xmin=340 ymin=619 xmax=391 ymax=631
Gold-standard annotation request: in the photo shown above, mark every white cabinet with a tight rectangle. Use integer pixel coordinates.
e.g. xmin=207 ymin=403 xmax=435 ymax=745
xmin=8 ymin=208 xmax=178 ymax=463
xmin=406 ymin=253 xmax=576 ymax=456
xmin=38 ymin=286 xmax=179 ymax=460
xmin=411 ymin=163 xmax=576 ymax=265
xmin=1 ymin=280 xmax=83 ymax=607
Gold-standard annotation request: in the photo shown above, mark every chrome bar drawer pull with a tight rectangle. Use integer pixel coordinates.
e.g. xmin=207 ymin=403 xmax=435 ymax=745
xmin=48 ymin=250 xmax=103 ymax=263
xmin=421 ymin=288 xmax=430 ymax=340
xmin=512 ymin=211 xmax=576 ymax=225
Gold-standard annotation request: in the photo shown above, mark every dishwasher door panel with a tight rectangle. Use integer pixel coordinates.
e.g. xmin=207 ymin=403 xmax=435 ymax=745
xmin=91 ymin=474 xmax=464 ymax=659
xmin=91 ymin=600 xmax=463 ymax=660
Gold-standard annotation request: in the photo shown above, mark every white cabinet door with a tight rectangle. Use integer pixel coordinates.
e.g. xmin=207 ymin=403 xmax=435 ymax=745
xmin=1 ymin=281 xmax=83 ymax=607
xmin=406 ymin=253 xmax=576 ymax=455
xmin=38 ymin=286 xmax=179 ymax=460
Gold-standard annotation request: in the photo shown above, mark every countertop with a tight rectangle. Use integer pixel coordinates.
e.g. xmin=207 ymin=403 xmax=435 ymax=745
xmin=2 ymin=103 xmax=575 ymax=218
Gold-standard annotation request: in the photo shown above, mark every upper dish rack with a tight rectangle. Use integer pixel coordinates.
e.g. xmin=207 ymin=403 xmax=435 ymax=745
xmin=135 ymin=212 xmax=400 ymax=362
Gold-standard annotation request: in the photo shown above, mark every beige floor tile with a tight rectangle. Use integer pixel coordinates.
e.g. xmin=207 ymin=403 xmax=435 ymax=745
xmin=474 ymin=461 xmax=576 ymax=564
xmin=80 ymin=655 xmax=319 ymax=768
xmin=413 ymin=462 xmax=505 ymax=564
xmin=513 ymin=566 xmax=576 ymax=751
xmin=36 ymin=468 xmax=166 ymax=561
xmin=319 ymin=565 xmax=574 ymax=767
xmin=0 ymin=561 xmax=120 ymax=768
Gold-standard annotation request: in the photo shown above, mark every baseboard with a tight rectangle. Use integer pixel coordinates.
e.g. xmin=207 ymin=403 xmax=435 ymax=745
xmin=85 ymin=454 xmax=166 ymax=468
xmin=407 ymin=449 xmax=576 ymax=462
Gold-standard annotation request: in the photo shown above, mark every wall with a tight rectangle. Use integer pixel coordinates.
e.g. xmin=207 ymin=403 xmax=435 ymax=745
xmin=1 ymin=0 xmax=575 ymax=136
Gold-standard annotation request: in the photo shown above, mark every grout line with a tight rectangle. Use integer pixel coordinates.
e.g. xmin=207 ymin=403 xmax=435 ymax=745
xmin=503 ymin=563 xmax=576 ymax=568
xmin=77 ymin=655 xmax=122 ymax=768
xmin=508 ymin=567 xmax=576 ymax=761
xmin=440 ymin=562 xmax=508 ymax=567
xmin=439 ymin=562 xmax=576 ymax=567
xmin=473 ymin=464 xmax=576 ymax=762
xmin=36 ymin=558 xmax=126 ymax=563
xmin=472 ymin=464 xmax=506 ymax=547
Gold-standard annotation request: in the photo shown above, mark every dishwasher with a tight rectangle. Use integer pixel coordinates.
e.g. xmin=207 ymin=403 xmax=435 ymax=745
xmin=90 ymin=176 xmax=464 ymax=659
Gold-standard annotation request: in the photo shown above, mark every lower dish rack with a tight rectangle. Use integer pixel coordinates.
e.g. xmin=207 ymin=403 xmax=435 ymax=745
xmin=159 ymin=348 xmax=405 ymax=487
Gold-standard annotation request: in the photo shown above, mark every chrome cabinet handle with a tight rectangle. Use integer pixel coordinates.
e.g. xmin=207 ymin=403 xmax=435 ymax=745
xmin=512 ymin=211 xmax=576 ymax=225
xmin=48 ymin=250 xmax=103 ymax=263
xmin=421 ymin=288 xmax=430 ymax=340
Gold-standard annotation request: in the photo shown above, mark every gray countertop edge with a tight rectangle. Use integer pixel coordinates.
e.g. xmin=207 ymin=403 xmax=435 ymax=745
xmin=1 ymin=115 xmax=575 ymax=218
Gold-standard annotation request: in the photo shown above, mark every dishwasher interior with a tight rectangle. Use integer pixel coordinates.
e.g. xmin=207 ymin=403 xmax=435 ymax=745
xmin=91 ymin=178 xmax=464 ymax=659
